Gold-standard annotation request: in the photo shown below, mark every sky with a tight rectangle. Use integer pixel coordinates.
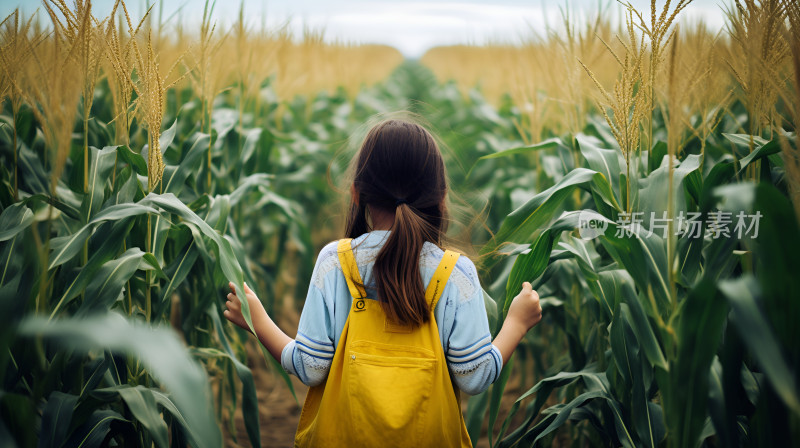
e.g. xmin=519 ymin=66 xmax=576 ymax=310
xmin=0 ymin=0 xmax=731 ymax=58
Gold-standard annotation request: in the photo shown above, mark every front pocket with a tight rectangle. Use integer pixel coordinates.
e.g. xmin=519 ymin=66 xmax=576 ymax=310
xmin=347 ymin=347 xmax=436 ymax=445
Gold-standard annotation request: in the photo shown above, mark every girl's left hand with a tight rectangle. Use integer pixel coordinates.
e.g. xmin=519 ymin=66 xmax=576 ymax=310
xmin=224 ymin=282 xmax=265 ymax=332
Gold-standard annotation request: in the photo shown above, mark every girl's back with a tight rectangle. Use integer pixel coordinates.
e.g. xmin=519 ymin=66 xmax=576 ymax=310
xmin=283 ymin=231 xmax=501 ymax=396
xmin=292 ymin=236 xmax=473 ymax=446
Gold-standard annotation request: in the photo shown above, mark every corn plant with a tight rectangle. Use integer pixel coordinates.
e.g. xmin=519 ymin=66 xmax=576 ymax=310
xmin=465 ymin=2 xmax=800 ymax=446
xmin=0 ymin=1 xmax=404 ymax=446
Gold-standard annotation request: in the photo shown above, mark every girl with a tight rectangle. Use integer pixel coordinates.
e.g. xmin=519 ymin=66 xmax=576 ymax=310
xmin=224 ymin=119 xmax=542 ymax=447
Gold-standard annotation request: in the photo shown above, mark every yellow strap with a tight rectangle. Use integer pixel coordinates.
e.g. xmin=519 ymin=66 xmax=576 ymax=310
xmin=426 ymin=250 xmax=460 ymax=310
xmin=337 ymin=239 xmax=366 ymax=300
xmin=339 ymin=239 xmax=459 ymax=310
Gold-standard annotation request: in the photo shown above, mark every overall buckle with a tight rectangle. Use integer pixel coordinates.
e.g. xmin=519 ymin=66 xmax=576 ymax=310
xmin=354 ymin=298 xmax=366 ymax=312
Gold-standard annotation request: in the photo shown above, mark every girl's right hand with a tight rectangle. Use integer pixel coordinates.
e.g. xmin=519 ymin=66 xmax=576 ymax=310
xmin=223 ymin=282 xmax=294 ymax=362
xmin=224 ymin=282 xmax=265 ymax=332
xmin=506 ymin=282 xmax=542 ymax=332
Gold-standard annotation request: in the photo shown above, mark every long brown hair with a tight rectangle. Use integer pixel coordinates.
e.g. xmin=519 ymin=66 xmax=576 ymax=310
xmin=345 ymin=119 xmax=448 ymax=326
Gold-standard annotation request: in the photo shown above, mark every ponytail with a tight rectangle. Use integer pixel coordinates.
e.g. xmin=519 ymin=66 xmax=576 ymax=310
xmin=372 ymin=203 xmax=439 ymax=325
xmin=345 ymin=119 xmax=449 ymax=327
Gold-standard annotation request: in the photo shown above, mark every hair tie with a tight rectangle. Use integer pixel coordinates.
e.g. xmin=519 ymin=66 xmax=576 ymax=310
xmin=395 ymin=198 xmax=407 ymax=207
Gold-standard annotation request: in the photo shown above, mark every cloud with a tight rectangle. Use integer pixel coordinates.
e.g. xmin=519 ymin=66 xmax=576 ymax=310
xmin=273 ymin=1 xmax=562 ymax=57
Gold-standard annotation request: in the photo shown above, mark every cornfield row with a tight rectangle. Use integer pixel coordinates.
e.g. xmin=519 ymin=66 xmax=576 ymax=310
xmin=0 ymin=0 xmax=798 ymax=447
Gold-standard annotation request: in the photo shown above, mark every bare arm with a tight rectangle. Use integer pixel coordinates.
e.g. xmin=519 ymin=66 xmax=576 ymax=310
xmin=224 ymin=282 xmax=292 ymax=361
xmin=493 ymin=282 xmax=542 ymax=364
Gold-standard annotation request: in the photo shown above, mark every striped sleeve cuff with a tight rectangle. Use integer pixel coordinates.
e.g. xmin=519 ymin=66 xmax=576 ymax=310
xmin=489 ymin=344 xmax=504 ymax=382
xmin=295 ymin=332 xmax=335 ymax=360
xmin=446 ymin=338 xmax=504 ymax=394
xmin=282 ymin=334 xmax=335 ymax=386
xmin=446 ymin=333 xmax=493 ymax=364
xmin=280 ymin=340 xmax=298 ymax=376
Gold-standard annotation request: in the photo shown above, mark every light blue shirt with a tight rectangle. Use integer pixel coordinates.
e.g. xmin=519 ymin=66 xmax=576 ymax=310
xmin=280 ymin=230 xmax=503 ymax=395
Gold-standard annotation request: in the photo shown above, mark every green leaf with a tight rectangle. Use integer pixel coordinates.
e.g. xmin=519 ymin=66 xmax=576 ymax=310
xmin=163 ymin=132 xmax=210 ymax=194
xmin=594 ymin=213 xmax=672 ymax=315
xmin=624 ymin=291 xmax=668 ymax=371
xmin=1 ymin=392 xmax=37 ymax=447
xmin=23 ymin=193 xmax=81 ymax=221
xmin=586 ymin=270 xmax=633 ymax=321
xmin=253 ymin=191 xmax=301 ymax=220
xmin=720 ymin=275 xmax=800 ymax=416
xmin=699 ymin=158 xmax=735 ymax=208
xmin=484 ymin=168 xmax=620 ymax=255
xmin=17 ymin=144 xmax=51 ymax=195
xmin=503 ymin=228 xmax=560 ymax=312
xmin=157 ymin=242 xmax=199 ymax=315
xmin=610 ymin=304 xmax=638 ymax=386
xmin=159 ymin=119 xmax=178 ymax=154
xmin=658 ymin=277 xmax=727 ymax=448
xmin=738 ymin=140 xmax=780 ymax=175
xmin=39 ymin=391 xmax=78 ymax=448
xmin=50 ymin=219 xmax=136 ymax=317
xmin=90 ymin=384 xmax=199 ymax=446
xmin=465 ymin=390 xmax=489 ymax=445
xmin=497 ymin=368 xmax=608 ymax=447
xmin=94 ymin=386 xmax=169 ymax=448
xmin=116 ymin=145 xmax=148 ymax=175
xmin=604 ymin=398 xmax=637 ymax=448
xmin=49 ymin=203 xmax=156 ymax=269
xmin=648 ymin=141 xmax=667 ymax=174
xmin=18 ymin=313 xmax=222 ymax=448
xmin=488 ymin=355 xmax=514 ymax=446
xmin=707 ymin=356 xmax=736 ymax=448
xmin=77 ymin=248 xmax=148 ymax=316
xmin=0 ymin=203 xmax=33 ymax=242
xmin=555 ymin=236 xmax=598 ymax=279
xmin=81 ymin=146 xmax=119 ymax=222
xmin=528 ymin=390 xmax=608 ymax=445
xmin=205 ymin=195 xmax=231 ymax=232
xmin=511 ymin=208 xmax=671 ymax=319
xmin=501 ymin=211 xmax=592 ymax=311
xmin=638 ymin=154 xmax=701 ymax=218
xmin=750 ymin=181 xmax=800 ymax=373
xmin=722 ymin=133 xmax=769 ymax=150
xmin=586 ymin=115 xmax=618 ymax=147
xmin=150 ymin=390 xmax=192 ymax=435
xmin=49 ymin=226 xmax=94 ymax=268
xmin=139 ymin=193 xmax=251 ymax=332
xmin=112 ymin=165 xmax=143 ymax=204
xmin=517 ymin=390 xmax=639 ymax=448
xmin=482 ymin=289 xmax=498 ymax=333
xmin=90 ymin=203 xmax=158 ymax=224
xmin=64 ymin=409 xmax=129 ymax=448
xmin=81 ymin=355 xmax=112 ymax=398
xmin=240 ymin=128 xmax=262 ymax=164
xmin=635 ymin=391 xmax=665 ymax=448
xmin=230 ymin=173 xmax=272 ymax=206
xmin=140 ymin=252 xmax=167 ymax=280
xmin=476 ymin=138 xmax=560 ymax=161
xmin=576 ymin=134 xmax=625 ymax=200
xmin=207 ymin=307 xmax=262 ymax=448
xmin=610 ymin=303 xmax=664 ymax=448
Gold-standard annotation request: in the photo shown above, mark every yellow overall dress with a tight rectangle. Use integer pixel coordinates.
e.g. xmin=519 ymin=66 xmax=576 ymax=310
xmin=294 ymin=238 xmax=472 ymax=447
